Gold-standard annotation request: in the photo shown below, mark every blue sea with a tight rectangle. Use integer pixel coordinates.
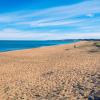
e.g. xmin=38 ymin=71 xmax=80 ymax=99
xmin=0 ymin=40 xmax=79 ymax=52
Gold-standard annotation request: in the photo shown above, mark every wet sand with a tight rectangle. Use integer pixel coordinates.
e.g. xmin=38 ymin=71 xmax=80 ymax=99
xmin=0 ymin=41 xmax=100 ymax=100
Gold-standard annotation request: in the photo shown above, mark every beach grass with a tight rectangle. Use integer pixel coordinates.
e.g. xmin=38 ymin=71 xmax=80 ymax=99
xmin=95 ymin=42 xmax=100 ymax=47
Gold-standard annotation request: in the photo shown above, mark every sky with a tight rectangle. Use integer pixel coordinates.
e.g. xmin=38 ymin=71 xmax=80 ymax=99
xmin=0 ymin=0 xmax=100 ymax=40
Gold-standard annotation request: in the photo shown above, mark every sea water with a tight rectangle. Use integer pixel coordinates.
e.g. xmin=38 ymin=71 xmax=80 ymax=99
xmin=0 ymin=40 xmax=79 ymax=52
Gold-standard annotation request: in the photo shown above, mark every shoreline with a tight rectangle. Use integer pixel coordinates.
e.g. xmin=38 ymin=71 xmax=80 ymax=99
xmin=0 ymin=40 xmax=82 ymax=53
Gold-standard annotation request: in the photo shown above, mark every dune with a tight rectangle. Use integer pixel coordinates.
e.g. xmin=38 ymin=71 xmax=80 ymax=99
xmin=0 ymin=41 xmax=100 ymax=100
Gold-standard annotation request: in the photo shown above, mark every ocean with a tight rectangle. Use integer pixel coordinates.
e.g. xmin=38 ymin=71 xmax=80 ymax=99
xmin=0 ymin=40 xmax=79 ymax=52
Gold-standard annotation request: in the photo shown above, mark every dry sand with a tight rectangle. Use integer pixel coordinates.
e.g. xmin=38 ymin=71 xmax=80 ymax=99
xmin=0 ymin=41 xmax=100 ymax=100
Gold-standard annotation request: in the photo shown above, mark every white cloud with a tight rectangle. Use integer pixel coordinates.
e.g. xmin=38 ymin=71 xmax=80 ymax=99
xmin=0 ymin=0 xmax=100 ymax=24
xmin=15 ymin=0 xmax=100 ymax=28
xmin=65 ymin=33 xmax=100 ymax=39
xmin=0 ymin=28 xmax=100 ymax=40
xmin=17 ymin=19 xmax=85 ymax=27
xmin=0 ymin=28 xmax=55 ymax=40
xmin=86 ymin=13 xmax=94 ymax=17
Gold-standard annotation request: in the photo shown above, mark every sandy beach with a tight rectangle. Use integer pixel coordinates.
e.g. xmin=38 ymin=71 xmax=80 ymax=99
xmin=0 ymin=41 xmax=100 ymax=100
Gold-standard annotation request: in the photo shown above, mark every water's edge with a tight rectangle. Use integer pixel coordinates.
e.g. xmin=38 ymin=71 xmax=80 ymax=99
xmin=0 ymin=40 xmax=80 ymax=52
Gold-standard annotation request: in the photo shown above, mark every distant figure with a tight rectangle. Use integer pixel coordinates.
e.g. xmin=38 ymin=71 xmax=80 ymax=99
xmin=74 ymin=45 xmax=77 ymax=48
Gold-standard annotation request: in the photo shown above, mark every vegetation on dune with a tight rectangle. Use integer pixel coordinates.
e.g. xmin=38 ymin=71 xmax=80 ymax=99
xmin=94 ymin=42 xmax=100 ymax=47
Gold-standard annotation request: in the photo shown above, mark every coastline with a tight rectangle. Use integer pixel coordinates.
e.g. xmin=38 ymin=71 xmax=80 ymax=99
xmin=0 ymin=40 xmax=99 ymax=100
xmin=0 ymin=40 xmax=80 ymax=53
xmin=0 ymin=40 xmax=82 ymax=53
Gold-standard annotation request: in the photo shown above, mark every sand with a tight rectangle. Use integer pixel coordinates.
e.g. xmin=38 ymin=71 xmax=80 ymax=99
xmin=0 ymin=41 xmax=100 ymax=100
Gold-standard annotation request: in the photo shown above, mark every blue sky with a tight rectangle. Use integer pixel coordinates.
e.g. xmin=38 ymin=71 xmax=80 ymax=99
xmin=0 ymin=0 xmax=100 ymax=40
